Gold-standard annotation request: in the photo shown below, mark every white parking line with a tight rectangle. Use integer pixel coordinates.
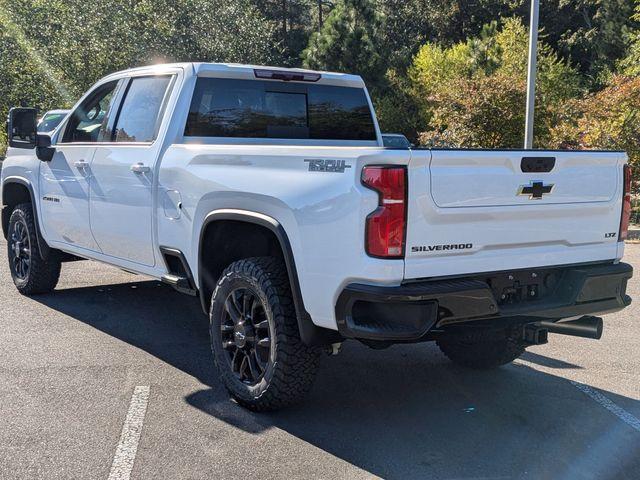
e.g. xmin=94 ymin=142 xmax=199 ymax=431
xmin=570 ymin=381 xmax=640 ymax=433
xmin=108 ymin=386 xmax=151 ymax=480
xmin=517 ymin=359 xmax=640 ymax=433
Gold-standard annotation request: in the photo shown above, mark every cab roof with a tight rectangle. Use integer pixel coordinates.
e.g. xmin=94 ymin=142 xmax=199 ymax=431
xmin=105 ymin=62 xmax=366 ymax=89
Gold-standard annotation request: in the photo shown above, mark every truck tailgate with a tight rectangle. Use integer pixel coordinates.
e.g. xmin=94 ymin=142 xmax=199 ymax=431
xmin=404 ymin=149 xmax=626 ymax=280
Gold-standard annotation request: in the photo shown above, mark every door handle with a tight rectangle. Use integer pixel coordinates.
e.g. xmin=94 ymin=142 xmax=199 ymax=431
xmin=130 ymin=162 xmax=150 ymax=174
xmin=74 ymin=160 xmax=88 ymax=169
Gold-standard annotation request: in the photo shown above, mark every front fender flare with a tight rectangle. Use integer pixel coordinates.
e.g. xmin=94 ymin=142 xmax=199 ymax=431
xmin=1 ymin=177 xmax=51 ymax=260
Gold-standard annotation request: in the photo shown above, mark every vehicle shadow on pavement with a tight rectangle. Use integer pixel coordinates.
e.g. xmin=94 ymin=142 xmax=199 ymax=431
xmin=33 ymin=279 xmax=640 ymax=480
xmin=520 ymin=350 xmax=584 ymax=369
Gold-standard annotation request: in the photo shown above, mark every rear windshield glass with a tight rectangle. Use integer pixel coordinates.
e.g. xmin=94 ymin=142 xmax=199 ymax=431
xmin=184 ymin=78 xmax=376 ymax=141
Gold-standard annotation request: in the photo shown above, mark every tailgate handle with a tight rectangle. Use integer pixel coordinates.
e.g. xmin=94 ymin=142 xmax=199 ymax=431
xmin=521 ymin=156 xmax=555 ymax=173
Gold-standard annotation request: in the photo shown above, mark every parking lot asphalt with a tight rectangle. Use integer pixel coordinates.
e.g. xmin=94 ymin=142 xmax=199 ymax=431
xmin=1 ymin=237 xmax=639 ymax=480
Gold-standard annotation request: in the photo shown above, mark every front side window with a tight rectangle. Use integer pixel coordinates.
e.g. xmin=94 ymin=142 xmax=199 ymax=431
xmin=185 ymin=78 xmax=376 ymax=141
xmin=62 ymin=81 xmax=118 ymax=143
xmin=113 ymin=76 xmax=171 ymax=143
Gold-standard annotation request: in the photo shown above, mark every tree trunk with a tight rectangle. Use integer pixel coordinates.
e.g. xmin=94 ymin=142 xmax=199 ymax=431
xmin=282 ymin=0 xmax=288 ymax=43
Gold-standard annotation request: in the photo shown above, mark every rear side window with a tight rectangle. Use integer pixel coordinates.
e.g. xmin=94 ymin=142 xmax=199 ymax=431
xmin=184 ymin=78 xmax=376 ymax=141
xmin=113 ymin=76 xmax=171 ymax=143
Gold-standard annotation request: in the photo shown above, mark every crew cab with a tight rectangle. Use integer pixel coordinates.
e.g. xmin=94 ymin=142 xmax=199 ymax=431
xmin=2 ymin=63 xmax=633 ymax=410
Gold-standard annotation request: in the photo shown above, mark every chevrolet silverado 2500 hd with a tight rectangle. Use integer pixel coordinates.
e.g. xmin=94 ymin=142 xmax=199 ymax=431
xmin=2 ymin=63 xmax=633 ymax=411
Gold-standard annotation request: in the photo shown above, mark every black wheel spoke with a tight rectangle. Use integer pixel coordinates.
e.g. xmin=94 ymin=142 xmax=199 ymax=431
xmin=239 ymin=353 xmax=250 ymax=381
xmin=9 ymin=218 xmax=31 ymax=281
xmin=257 ymin=337 xmax=271 ymax=348
xmin=220 ymin=286 xmax=272 ymax=385
xmin=251 ymin=349 xmax=265 ymax=374
xmin=224 ymin=297 xmax=242 ymax=324
xmin=220 ymin=323 xmax=234 ymax=333
xmin=231 ymin=349 xmax=240 ymax=371
xmin=242 ymin=292 xmax=252 ymax=317
xmin=231 ymin=291 xmax=243 ymax=317
xmin=246 ymin=351 xmax=260 ymax=379
xmin=255 ymin=319 xmax=268 ymax=330
xmin=250 ymin=295 xmax=259 ymax=320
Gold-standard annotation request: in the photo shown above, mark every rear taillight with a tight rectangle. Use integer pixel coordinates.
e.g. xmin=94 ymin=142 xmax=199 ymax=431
xmin=620 ymin=164 xmax=632 ymax=241
xmin=362 ymin=166 xmax=407 ymax=258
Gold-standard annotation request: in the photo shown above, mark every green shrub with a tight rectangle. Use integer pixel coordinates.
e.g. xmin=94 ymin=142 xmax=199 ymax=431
xmin=419 ymin=73 xmax=527 ymax=148
xmin=550 ymin=75 xmax=640 ymax=169
xmin=409 ymin=17 xmax=581 ymax=148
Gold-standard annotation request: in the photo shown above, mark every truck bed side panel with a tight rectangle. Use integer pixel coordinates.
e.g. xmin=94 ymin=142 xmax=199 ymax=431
xmin=157 ymin=145 xmax=409 ymax=330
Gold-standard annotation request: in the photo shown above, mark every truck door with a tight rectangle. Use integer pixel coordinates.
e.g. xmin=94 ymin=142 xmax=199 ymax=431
xmin=39 ymin=80 xmax=121 ymax=251
xmin=88 ymin=74 xmax=174 ymax=267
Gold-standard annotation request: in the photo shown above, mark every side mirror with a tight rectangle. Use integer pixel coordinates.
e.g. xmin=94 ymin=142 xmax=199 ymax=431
xmin=7 ymin=107 xmax=37 ymax=149
xmin=36 ymin=134 xmax=55 ymax=162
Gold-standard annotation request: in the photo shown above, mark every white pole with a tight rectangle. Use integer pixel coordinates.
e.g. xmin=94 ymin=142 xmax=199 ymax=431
xmin=524 ymin=0 xmax=540 ymax=149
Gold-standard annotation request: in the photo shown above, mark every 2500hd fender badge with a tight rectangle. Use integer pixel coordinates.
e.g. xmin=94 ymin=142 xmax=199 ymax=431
xmin=412 ymin=243 xmax=473 ymax=253
xmin=305 ymin=159 xmax=351 ymax=173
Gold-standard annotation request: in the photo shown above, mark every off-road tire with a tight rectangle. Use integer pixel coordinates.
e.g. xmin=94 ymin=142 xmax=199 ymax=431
xmin=7 ymin=203 xmax=61 ymax=295
xmin=209 ymin=256 xmax=321 ymax=411
xmin=436 ymin=336 xmax=525 ymax=369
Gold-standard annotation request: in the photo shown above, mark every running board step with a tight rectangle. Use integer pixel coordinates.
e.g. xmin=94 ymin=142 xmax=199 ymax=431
xmin=161 ymin=274 xmax=197 ymax=296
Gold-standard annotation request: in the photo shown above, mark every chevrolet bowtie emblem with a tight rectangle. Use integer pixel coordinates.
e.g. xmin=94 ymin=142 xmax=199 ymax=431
xmin=517 ymin=180 xmax=554 ymax=199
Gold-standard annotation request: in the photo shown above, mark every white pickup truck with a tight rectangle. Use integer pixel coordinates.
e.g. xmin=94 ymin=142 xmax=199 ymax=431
xmin=2 ymin=63 xmax=633 ymax=410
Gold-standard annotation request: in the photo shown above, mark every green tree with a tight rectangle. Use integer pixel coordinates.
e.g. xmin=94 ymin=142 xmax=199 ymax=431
xmin=373 ymin=69 xmax=425 ymax=141
xmin=301 ymin=0 xmax=384 ymax=85
xmin=0 ymin=4 xmax=71 ymax=156
xmin=409 ymin=17 xmax=581 ymax=148
xmin=620 ymin=1 xmax=640 ymax=76
xmin=379 ymin=0 xmax=638 ymax=85
xmin=253 ymin=0 xmax=316 ymax=65
xmin=536 ymin=0 xmax=638 ymax=83
xmin=550 ymin=75 xmax=640 ymax=168
xmin=376 ymin=1 xmax=522 ymax=71
xmin=0 ymin=0 xmax=281 ymax=155
xmin=420 ymin=73 xmax=527 ymax=148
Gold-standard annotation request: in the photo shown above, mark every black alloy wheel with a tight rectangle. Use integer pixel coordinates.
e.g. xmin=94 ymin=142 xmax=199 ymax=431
xmin=220 ymin=287 xmax=272 ymax=385
xmin=9 ymin=217 xmax=31 ymax=281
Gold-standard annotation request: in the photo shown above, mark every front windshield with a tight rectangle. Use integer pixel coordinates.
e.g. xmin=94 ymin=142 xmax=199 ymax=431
xmin=37 ymin=113 xmax=66 ymax=132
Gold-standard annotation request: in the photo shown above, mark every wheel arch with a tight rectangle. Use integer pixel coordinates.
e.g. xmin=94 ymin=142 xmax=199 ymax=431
xmin=198 ymin=209 xmax=341 ymax=346
xmin=1 ymin=177 xmax=50 ymax=259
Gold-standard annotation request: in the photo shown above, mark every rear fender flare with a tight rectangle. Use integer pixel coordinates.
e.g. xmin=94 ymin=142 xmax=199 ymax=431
xmin=197 ymin=209 xmax=341 ymax=346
